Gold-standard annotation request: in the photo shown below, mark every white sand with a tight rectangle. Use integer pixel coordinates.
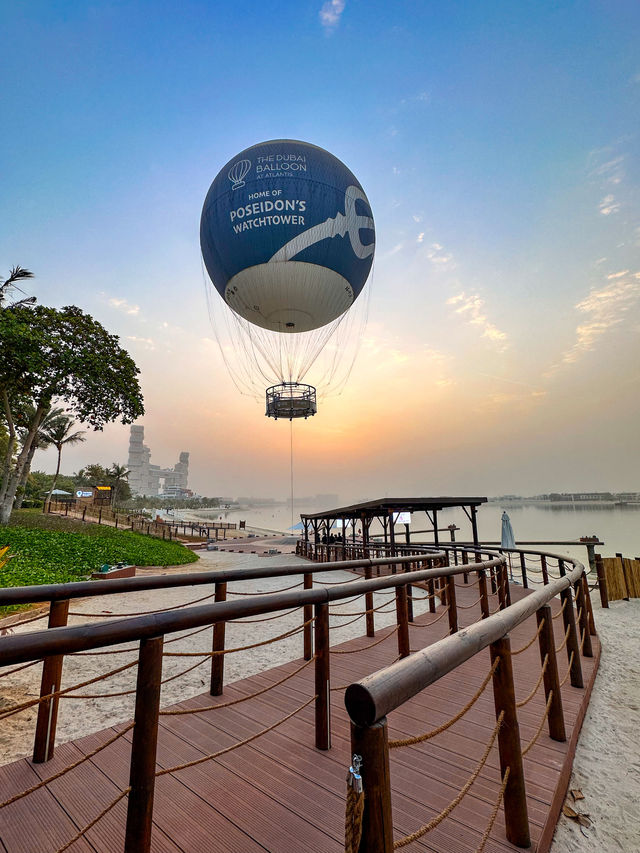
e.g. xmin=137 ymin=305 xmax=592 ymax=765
xmin=1 ymin=554 xmax=638 ymax=852
xmin=548 ymin=597 xmax=640 ymax=852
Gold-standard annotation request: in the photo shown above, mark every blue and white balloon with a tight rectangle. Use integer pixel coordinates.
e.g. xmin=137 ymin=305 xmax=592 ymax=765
xmin=200 ymin=139 xmax=375 ymax=333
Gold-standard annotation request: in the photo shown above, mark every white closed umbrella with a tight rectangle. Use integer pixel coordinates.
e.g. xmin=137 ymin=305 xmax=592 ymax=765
xmin=501 ymin=511 xmax=516 ymax=549
xmin=501 ymin=511 xmax=516 ymax=581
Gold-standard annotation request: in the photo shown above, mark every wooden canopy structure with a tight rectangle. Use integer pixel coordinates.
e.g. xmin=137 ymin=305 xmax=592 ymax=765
xmin=300 ymin=496 xmax=487 ymax=551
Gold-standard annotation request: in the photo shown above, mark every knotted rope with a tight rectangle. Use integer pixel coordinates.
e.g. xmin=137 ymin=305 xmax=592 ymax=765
xmin=345 ymin=755 xmax=364 ymax=853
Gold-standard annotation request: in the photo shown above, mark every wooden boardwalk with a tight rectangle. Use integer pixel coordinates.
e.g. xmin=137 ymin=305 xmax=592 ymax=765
xmin=0 ymin=582 xmax=599 ymax=853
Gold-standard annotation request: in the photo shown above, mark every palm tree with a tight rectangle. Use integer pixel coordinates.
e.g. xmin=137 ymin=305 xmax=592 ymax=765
xmin=42 ymin=417 xmax=86 ymax=509
xmin=14 ymin=405 xmax=66 ymax=508
xmin=0 ymin=266 xmax=36 ymax=308
xmin=108 ymin=463 xmax=130 ymax=508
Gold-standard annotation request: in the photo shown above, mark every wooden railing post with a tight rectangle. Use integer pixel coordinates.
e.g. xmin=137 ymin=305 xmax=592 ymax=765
xmin=595 ymin=553 xmax=609 ymax=608
xmin=582 ymin=574 xmax=597 ymax=636
xmin=439 ymin=576 xmax=448 ymax=607
xmin=125 ymin=636 xmax=164 ymax=853
xmin=560 ymin=586 xmax=584 ymax=688
xmin=519 ymin=552 xmax=528 ymax=589
xmin=462 ymin=549 xmax=469 ymax=584
xmin=33 ymin=599 xmax=70 ymax=763
xmin=304 ymin=572 xmax=313 ymax=660
xmin=364 ymin=565 xmax=375 ymax=637
xmin=395 ymin=584 xmax=410 ymax=659
xmin=497 ymin=564 xmax=507 ymax=610
xmin=540 ymin=554 xmax=549 ymax=585
xmin=489 ymin=636 xmax=530 ymax=848
xmin=210 ymin=581 xmax=227 ymax=696
xmin=427 ymin=577 xmax=436 ymax=613
xmin=478 ymin=569 xmax=490 ymax=619
xmin=574 ymin=577 xmax=593 ymax=658
xmin=405 ymin=564 xmax=414 ymax=623
xmin=314 ymin=602 xmax=330 ymax=750
xmin=536 ymin=605 xmax=566 ymax=742
xmin=446 ymin=576 xmax=458 ymax=633
xmin=350 ymin=719 xmax=394 ymax=853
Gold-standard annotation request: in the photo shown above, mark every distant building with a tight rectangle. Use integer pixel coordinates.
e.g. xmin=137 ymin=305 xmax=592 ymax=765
xmin=127 ymin=425 xmax=190 ymax=497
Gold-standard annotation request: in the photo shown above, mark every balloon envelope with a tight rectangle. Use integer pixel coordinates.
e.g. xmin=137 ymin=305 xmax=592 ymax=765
xmin=200 ymin=139 xmax=375 ymax=333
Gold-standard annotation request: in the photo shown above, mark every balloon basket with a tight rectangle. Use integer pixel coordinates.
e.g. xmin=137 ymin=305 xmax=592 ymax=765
xmin=265 ymin=383 xmax=317 ymax=420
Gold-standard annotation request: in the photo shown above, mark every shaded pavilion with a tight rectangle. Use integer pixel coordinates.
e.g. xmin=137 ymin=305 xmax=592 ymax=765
xmin=300 ymin=496 xmax=487 ymax=552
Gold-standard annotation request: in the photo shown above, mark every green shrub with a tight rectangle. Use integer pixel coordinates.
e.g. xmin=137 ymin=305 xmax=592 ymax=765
xmin=0 ymin=510 xmax=198 ymax=614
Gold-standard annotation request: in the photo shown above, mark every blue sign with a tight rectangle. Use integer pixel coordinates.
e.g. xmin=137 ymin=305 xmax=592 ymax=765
xmin=200 ymin=139 xmax=375 ymax=333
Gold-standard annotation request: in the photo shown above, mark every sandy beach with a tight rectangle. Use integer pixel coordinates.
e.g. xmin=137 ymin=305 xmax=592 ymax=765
xmin=0 ymin=551 xmax=638 ymax=852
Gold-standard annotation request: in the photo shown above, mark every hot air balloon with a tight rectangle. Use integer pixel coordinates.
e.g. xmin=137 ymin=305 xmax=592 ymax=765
xmin=200 ymin=139 xmax=375 ymax=419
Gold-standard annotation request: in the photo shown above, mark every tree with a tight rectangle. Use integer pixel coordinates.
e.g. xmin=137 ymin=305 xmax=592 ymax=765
xmin=108 ymin=463 xmax=130 ymax=507
xmin=0 ymin=266 xmax=35 ymax=309
xmin=42 ymin=417 xmax=87 ymax=509
xmin=14 ymin=405 xmax=66 ymax=509
xmin=0 ymin=303 xmax=144 ymax=523
xmin=75 ymin=464 xmax=109 ymax=487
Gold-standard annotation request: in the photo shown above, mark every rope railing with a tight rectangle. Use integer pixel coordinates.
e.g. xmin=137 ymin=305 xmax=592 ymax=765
xmin=329 ymin=598 xmax=398 ymax=618
xmin=392 ymin=711 xmax=505 ymax=849
xmin=0 ymin=658 xmax=43 ymax=678
xmin=516 ymin=655 xmax=548 ymax=708
xmin=456 ymin=595 xmax=484 ymax=610
xmin=521 ymin=692 xmax=554 ymax=757
xmin=555 ymin=624 xmax=571 ymax=654
xmin=0 ymin=658 xmax=138 ymax=720
xmin=232 ymin=605 xmax=302 ymax=624
xmin=68 ymin=586 xmax=219 ymax=617
xmin=552 ymin=598 xmax=568 ymax=619
xmin=388 ymin=658 xmax=500 ymax=748
xmin=71 ymin=622 xmax=212 ymax=656
xmin=559 ymin=652 xmax=575 ymax=688
xmin=228 ymin=580 xmax=305 ymax=595
xmin=56 ymin=787 xmax=131 ymax=853
xmin=163 ymin=618 xmax=315 ymax=657
xmin=155 ymin=694 xmax=317 ymax=777
xmin=159 ymin=656 xmax=315 ymax=716
xmin=330 ymin=624 xmax=399 ymax=655
xmin=407 ymin=604 xmax=450 ymax=628
xmin=511 ymin=618 xmax=546 ymax=655
xmin=475 ymin=767 xmax=511 ymax=853
xmin=0 ymin=722 xmax=134 ymax=809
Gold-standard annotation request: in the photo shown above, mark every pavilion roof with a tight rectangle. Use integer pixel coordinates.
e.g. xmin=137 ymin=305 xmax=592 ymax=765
xmin=300 ymin=496 xmax=487 ymax=522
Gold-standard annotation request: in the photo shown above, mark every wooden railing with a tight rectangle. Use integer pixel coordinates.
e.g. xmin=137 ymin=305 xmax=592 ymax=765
xmin=344 ymin=551 xmax=596 ymax=851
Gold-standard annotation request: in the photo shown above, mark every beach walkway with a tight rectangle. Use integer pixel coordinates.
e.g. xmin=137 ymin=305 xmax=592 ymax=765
xmin=0 ymin=581 xmax=599 ymax=853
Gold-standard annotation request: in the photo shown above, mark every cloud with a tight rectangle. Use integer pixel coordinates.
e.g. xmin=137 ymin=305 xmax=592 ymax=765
xmin=426 ymin=242 xmax=454 ymax=269
xmin=107 ymin=296 xmax=140 ymax=316
xmin=126 ymin=335 xmax=155 ymax=350
xmin=548 ymin=271 xmax=640 ymax=372
xmin=319 ymin=0 xmax=345 ymax=31
xmin=599 ymin=194 xmax=620 ymax=216
xmin=447 ymin=292 xmax=509 ymax=352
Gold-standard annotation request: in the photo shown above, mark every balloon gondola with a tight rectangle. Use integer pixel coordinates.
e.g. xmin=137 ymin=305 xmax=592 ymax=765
xmin=200 ymin=139 xmax=375 ymax=418
xmin=265 ymin=382 xmax=317 ymax=420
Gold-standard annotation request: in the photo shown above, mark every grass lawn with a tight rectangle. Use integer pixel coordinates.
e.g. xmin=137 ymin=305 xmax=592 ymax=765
xmin=0 ymin=509 xmax=198 ymax=613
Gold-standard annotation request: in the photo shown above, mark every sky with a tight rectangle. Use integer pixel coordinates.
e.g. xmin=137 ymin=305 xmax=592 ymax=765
xmin=2 ymin=0 xmax=639 ymax=502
